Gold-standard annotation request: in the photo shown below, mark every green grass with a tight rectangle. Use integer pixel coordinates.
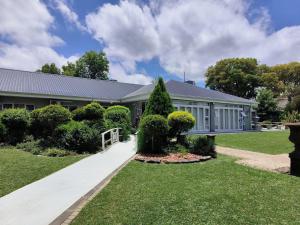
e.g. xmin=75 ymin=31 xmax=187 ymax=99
xmin=215 ymin=131 xmax=293 ymax=154
xmin=72 ymin=157 xmax=300 ymax=225
xmin=0 ymin=148 xmax=85 ymax=197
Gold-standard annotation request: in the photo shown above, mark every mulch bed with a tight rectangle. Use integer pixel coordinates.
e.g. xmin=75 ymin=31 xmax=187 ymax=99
xmin=135 ymin=153 xmax=212 ymax=164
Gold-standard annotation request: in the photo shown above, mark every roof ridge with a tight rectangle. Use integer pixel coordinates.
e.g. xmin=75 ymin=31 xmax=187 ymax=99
xmin=0 ymin=67 xmax=144 ymax=86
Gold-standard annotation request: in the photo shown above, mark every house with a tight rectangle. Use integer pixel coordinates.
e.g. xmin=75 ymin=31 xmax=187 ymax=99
xmin=0 ymin=68 xmax=256 ymax=133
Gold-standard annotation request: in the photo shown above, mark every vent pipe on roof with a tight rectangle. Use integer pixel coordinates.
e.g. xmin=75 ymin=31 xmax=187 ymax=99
xmin=185 ymin=80 xmax=196 ymax=85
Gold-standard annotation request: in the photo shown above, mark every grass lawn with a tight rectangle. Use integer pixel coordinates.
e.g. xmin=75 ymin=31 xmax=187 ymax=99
xmin=215 ymin=131 xmax=293 ymax=154
xmin=72 ymin=157 xmax=300 ymax=225
xmin=0 ymin=148 xmax=85 ymax=197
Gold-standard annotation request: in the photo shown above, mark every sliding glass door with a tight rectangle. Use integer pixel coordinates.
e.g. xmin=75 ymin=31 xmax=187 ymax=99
xmin=215 ymin=105 xmax=243 ymax=131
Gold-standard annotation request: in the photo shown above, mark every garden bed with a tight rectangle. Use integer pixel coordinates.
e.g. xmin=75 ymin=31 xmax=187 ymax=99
xmin=135 ymin=153 xmax=212 ymax=164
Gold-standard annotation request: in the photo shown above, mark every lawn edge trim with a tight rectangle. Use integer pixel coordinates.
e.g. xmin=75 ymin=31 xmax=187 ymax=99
xmin=49 ymin=154 xmax=137 ymax=225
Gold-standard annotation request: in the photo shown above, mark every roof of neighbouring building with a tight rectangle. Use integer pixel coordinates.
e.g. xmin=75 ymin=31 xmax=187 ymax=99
xmin=0 ymin=68 xmax=254 ymax=104
xmin=122 ymin=80 xmax=255 ymax=104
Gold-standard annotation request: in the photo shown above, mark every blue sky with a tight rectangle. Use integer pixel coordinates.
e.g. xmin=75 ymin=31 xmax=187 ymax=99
xmin=1 ymin=0 xmax=300 ymax=85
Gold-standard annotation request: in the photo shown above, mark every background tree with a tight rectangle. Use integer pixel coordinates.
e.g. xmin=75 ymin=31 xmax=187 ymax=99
xmin=272 ymin=62 xmax=300 ymax=88
xmin=143 ymin=77 xmax=174 ymax=117
xmin=62 ymin=62 xmax=76 ymax=76
xmin=37 ymin=63 xmax=61 ymax=74
xmin=259 ymin=72 xmax=285 ymax=97
xmin=256 ymin=88 xmax=277 ymax=121
xmin=205 ymin=58 xmax=260 ymax=99
xmin=290 ymin=87 xmax=300 ymax=112
xmin=75 ymin=51 xmax=109 ymax=80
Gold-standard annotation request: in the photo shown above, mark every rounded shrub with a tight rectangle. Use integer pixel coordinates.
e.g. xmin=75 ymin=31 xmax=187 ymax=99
xmin=104 ymin=105 xmax=131 ymax=141
xmin=30 ymin=104 xmax=71 ymax=139
xmin=168 ymin=111 xmax=195 ymax=140
xmin=55 ymin=120 xmax=100 ymax=153
xmin=138 ymin=115 xmax=168 ymax=154
xmin=1 ymin=108 xmax=30 ymax=144
xmin=187 ymin=135 xmax=216 ymax=157
xmin=73 ymin=102 xmax=104 ymax=122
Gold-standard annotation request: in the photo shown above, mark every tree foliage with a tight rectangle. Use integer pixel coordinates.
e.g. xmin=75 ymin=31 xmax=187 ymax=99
xmin=37 ymin=63 xmax=61 ymax=74
xmin=37 ymin=51 xmax=109 ymax=80
xmin=205 ymin=58 xmax=260 ymax=99
xmin=143 ymin=77 xmax=174 ymax=117
xmin=62 ymin=62 xmax=76 ymax=76
xmin=256 ymin=88 xmax=277 ymax=121
xmin=75 ymin=51 xmax=109 ymax=80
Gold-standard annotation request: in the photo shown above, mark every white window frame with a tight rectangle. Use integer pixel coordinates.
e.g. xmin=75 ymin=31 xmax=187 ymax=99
xmin=174 ymin=104 xmax=210 ymax=132
xmin=215 ymin=105 xmax=243 ymax=132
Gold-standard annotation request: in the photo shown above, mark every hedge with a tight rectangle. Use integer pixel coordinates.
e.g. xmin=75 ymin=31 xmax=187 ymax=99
xmin=73 ymin=102 xmax=104 ymax=122
xmin=104 ymin=105 xmax=131 ymax=141
xmin=55 ymin=120 xmax=100 ymax=153
xmin=1 ymin=108 xmax=30 ymax=144
xmin=30 ymin=104 xmax=71 ymax=139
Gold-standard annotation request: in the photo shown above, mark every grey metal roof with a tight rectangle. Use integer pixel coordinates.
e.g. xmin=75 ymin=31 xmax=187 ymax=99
xmin=123 ymin=80 xmax=254 ymax=104
xmin=0 ymin=68 xmax=254 ymax=104
xmin=0 ymin=68 xmax=143 ymax=101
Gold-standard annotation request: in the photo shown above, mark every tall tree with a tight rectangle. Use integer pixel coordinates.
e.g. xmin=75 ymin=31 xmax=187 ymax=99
xmin=62 ymin=62 xmax=76 ymax=76
xmin=75 ymin=51 xmax=109 ymax=80
xmin=143 ymin=77 xmax=174 ymax=118
xmin=205 ymin=58 xmax=260 ymax=99
xmin=290 ymin=86 xmax=300 ymax=112
xmin=37 ymin=63 xmax=61 ymax=74
xmin=272 ymin=62 xmax=300 ymax=87
xmin=260 ymin=72 xmax=285 ymax=97
xmin=256 ymin=88 xmax=277 ymax=121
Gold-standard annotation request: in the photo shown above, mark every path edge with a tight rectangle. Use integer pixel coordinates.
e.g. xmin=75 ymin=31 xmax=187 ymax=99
xmin=50 ymin=153 xmax=137 ymax=225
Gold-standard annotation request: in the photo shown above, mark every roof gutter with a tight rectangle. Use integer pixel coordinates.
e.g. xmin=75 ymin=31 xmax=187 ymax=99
xmin=0 ymin=91 xmax=120 ymax=103
xmin=121 ymin=93 xmax=256 ymax=106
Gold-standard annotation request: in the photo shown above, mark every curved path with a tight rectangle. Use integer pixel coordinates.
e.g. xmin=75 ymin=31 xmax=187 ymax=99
xmin=0 ymin=136 xmax=136 ymax=225
xmin=217 ymin=146 xmax=290 ymax=172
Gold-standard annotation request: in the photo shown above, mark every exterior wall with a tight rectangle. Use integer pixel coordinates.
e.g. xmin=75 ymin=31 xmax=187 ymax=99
xmin=173 ymin=99 xmax=253 ymax=133
xmin=0 ymin=96 xmax=112 ymax=111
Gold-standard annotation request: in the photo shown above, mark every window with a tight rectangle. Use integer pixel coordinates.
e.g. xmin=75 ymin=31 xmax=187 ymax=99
xmin=26 ymin=105 xmax=35 ymax=111
xmin=14 ymin=104 xmax=25 ymax=109
xmin=3 ymin=104 xmax=13 ymax=109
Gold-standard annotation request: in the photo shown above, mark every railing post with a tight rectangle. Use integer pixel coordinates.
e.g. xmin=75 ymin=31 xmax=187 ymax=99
xmin=102 ymin=133 xmax=105 ymax=150
xmin=117 ymin=128 xmax=119 ymax=142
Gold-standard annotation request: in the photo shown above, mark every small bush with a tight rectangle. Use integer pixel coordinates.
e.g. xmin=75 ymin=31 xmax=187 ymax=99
xmin=1 ymin=108 xmax=30 ymax=144
xmin=138 ymin=115 xmax=168 ymax=154
xmin=16 ymin=139 xmax=42 ymax=153
xmin=73 ymin=102 xmax=104 ymax=122
xmin=30 ymin=105 xmax=71 ymax=139
xmin=0 ymin=122 xmax=6 ymax=143
xmin=104 ymin=105 xmax=131 ymax=141
xmin=187 ymin=135 xmax=216 ymax=157
xmin=55 ymin=121 xmax=100 ymax=153
xmin=44 ymin=148 xmax=70 ymax=157
xmin=282 ymin=111 xmax=300 ymax=123
xmin=168 ymin=111 xmax=195 ymax=140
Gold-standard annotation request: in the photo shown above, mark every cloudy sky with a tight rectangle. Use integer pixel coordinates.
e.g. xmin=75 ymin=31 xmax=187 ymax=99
xmin=0 ymin=0 xmax=300 ymax=86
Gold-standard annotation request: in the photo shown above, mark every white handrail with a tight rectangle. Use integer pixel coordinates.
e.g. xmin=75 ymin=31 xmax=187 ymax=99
xmin=101 ymin=128 xmax=121 ymax=150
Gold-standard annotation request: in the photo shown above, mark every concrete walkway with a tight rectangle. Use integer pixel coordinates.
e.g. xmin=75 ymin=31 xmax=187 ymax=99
xmin=0 ymin=136 xmax=137 ymax=225
xmin=217 ymin=146 xmax=290 ymax=172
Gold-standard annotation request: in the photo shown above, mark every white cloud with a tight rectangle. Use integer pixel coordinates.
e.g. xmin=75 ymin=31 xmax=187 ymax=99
xmin=86 ymin=1 xmax=159 ymax=70
xmin=109 ymin=62 xmax=152 ymax=85
xmin=86 ymin=0 xmax=300 ymax=81
xmin=0 ymin=0 xmax=76 ymax=71
xmin=52 ymin=0 xmax=88 ymax=32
